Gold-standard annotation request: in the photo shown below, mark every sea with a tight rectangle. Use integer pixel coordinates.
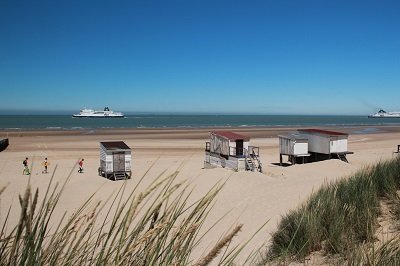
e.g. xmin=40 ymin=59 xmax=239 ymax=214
xmin=1 ymin=115 xmax=400 ymax=131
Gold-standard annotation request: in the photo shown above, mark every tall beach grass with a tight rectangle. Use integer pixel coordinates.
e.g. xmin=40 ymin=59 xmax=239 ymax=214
xmin=264 ymin=156 xmax=400 ymax=263
xmin=0 ymin=164 xmax=257 ymax=266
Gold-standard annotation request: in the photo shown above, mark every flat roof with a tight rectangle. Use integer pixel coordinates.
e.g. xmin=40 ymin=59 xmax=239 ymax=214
xmin=211 ymin=131 xmax=250 ymax=141
xmin=278 ymin=133 xmax=309 ymax=140
xmin=297 ymin=129 xmax=348 ymax=136
xmin=100 ymin=141 xmax=131 ymax=150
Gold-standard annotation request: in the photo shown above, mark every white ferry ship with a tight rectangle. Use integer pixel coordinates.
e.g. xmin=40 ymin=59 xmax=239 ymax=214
xmin=73 ymin=107 xmax=124 ymax=118
xmin=368 ymin=109 xmax=400 ymax=118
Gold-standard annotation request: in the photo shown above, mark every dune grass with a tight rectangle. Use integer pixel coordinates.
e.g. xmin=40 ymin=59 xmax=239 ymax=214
xmin=263 ymin=156 xmax=400 ymax=263
xmin=391 ymin=192 xmax=400 ymax=228
xmin=0 ymin=164 xmax=255 ymax=266
xmin=344 ymin=237 xmax=400 ymax=265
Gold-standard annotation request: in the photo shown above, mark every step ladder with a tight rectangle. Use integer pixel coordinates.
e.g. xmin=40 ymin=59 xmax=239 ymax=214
xmin=246 ymin=157 xmax=255 ymax=171
xmin=245 ymin=149 xmax=263 ymax=173
xmin=337 ymin=153 xmax=348 ymax=163
xmin=113 ymin=172 xmax=127 ymax=181
xmin=251 ymin=149 xmax=263 ymax=173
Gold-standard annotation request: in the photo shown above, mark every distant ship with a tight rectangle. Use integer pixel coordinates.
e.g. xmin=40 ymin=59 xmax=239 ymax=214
xmin=368 ymin=109 xmax=400 ymax=118
xmin=73 ymin=107 xmax=124 ymax=118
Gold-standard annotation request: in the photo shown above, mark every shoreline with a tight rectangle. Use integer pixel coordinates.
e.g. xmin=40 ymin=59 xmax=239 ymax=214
xmin=1 ymin=124 xmax=400 ymax=138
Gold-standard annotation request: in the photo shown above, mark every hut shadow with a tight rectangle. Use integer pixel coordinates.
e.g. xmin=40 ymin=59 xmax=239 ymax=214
xmin=271 ymin=162 xmax=291 ymax=167
xmin=274 ymin=153 xmax=348 ymax=167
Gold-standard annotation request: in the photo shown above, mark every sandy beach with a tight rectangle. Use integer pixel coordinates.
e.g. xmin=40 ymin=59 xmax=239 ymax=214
xmin=1 ymin=126 xmax=400 ymax=262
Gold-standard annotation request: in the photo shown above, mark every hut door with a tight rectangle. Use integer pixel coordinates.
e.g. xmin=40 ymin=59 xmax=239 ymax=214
xmin=113 ymin=152 xmax=125 ymax=172
xmin=236 ymin=140 xmax=243 ymax=156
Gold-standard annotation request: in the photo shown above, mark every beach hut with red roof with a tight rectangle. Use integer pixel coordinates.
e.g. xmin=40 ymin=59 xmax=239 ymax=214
xmin=204 ymin=131 xmax=262 ymax=172
xmin=297 ymin=129 xmax=353 ymax=162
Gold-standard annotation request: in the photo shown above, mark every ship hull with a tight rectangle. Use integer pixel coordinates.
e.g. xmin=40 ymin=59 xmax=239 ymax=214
xmin=368 ymin=115 xmax=400 ymax=118
xmin=368 ymin=109 xmax=400 ymax=118
xmin=72 ymin=115 xmax=124 ymax=118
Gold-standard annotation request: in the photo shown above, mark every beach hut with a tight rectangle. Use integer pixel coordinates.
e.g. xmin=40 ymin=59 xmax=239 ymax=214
xmin=297 ymin=129 xmax=352 ymax=162
xmin=98 ymin=141 xmax=132 ymax=181
xmin=204 ymin=131 xmax=262 ymax=172
xmin=394 ymin=145 xmax=400 ymax=155
xmin=278 ymin=133 xmax=310 ymax=165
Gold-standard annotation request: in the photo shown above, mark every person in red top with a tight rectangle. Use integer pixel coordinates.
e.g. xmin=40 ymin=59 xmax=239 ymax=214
xmin=78 ymin=158 xmax=84 ymax=173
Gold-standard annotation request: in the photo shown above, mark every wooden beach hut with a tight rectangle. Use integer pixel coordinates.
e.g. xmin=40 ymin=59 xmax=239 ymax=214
xmin=297 ymin=129 xmax=352 ymax=162
xmin=204 ymin=131 xmax=262 ymax=172
xmin=278 ymin=133 xmax=310 ymax=165
xmin=98 ymin=141 xmax=132 ymax=181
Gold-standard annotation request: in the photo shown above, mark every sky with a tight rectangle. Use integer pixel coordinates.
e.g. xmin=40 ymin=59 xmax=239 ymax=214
xmin=0 ymin=0 xmax=399 ymax=115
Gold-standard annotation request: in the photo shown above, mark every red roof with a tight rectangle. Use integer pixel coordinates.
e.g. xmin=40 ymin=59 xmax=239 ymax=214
xmin=298 ymin=129 xmax=348 ymax=136
xmin=211 ymin=131 xmax=250 ymax=141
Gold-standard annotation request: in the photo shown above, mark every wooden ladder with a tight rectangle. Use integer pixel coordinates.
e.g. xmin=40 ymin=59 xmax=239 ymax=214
xmin=337 ymin=153 xmax=348 ymax=163
xmin=251 ymin=149 xmax=263 ymax=172
xmin=113 ymin=172 xmax=127 ymax=181
xmin=246 ymin=157 xmax=255 ymax=171
xmin=245 ymin=148 xmax=255 ymax=171
xmin=245 ymin=149 xmax=263 ymax=172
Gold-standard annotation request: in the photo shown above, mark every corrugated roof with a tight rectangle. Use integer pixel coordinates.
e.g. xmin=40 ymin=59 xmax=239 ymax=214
xmin=211 ymin=131 xmax=250 ymax=141
xmin=278 ymin=133 xmax=309 ymax=140
xmin=100 ymin=141 xmax=131 ymax=150
xmin=298 ymin=129 xmax=348 ymax=136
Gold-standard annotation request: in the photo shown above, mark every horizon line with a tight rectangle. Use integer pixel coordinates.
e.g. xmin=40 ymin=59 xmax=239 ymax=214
xmin=0 ymin=110 xmax=368 ymax=116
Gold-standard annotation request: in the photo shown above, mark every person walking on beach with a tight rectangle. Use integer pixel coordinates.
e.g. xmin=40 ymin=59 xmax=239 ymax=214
xmin=78 ymin=158 xmax=84 ymax=173
xmin=42 ymin=157 xmax=49 ymax=174
xmin=22 ymin=157 xmax=30 ymax=175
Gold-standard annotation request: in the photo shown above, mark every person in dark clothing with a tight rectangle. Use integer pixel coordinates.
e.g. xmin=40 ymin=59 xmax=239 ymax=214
xmin=23 ymin=157 xmax=30 ymax=175
xmin=42 ymin=158 xmax=49 ymax=173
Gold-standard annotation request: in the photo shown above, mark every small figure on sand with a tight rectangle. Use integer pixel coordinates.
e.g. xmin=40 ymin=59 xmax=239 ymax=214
xmin=78 ymin=158 xmax=84 ymax=173
xmin=22 ymin=157 xmax=30 ymax=175
xmin=42 ymin=157 xmax=49 ymax=174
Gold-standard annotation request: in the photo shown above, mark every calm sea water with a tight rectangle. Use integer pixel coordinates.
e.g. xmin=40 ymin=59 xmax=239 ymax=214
xmin=0 ymin=115 xmax=400 ymax=130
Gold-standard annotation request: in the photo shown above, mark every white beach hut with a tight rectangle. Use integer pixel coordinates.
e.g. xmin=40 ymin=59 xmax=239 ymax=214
xmin=204 ymin=131 xmax=262 ymax=172
xmin=98 ymin=141 xmax=132 ymax=181
xmin=297 ymin=129 xmax=352 ymax=162
xmin=278 ymin=133 xmax=310 ymax=165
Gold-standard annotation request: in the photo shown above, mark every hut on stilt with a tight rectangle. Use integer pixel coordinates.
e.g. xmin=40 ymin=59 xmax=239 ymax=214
xmin=278 ymin=133 xmax=310 ymax=165
xmin=279 ymin=129 xmax=353 ymax=165
xmin=204 ymin=131 xmax=262 ymax=172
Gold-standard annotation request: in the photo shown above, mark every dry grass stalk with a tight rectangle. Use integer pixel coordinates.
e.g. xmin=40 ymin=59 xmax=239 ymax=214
xmin=149 ymin=204 xmax=161 ymax=230
xmin=86 ymin=201 xmax=101 ymax=222
xmin=26 ymin=188 xmax=39 ymax=235
xmin=0 ymin=185 xmax=7 ymax=196
xmin=194 ymin=224 xmax=243 ymax=266
xmin=125 ymin=193 xmax=142 ymax=228
xmin=144 ymin=171 xmax=178 ymax=199
xmin=1 ymin=163 xmax=258 ymax=265
xmin=172 ymin=223 xmax=199 ymax=253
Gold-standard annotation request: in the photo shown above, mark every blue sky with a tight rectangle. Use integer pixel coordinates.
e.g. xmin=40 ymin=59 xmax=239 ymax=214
xmin=0 ymin=0 xmax=399 ymax=115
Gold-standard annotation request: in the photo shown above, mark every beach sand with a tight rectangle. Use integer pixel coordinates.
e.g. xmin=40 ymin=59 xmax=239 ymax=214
xmin=1 ymin=126 xmax=400 ymax=263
